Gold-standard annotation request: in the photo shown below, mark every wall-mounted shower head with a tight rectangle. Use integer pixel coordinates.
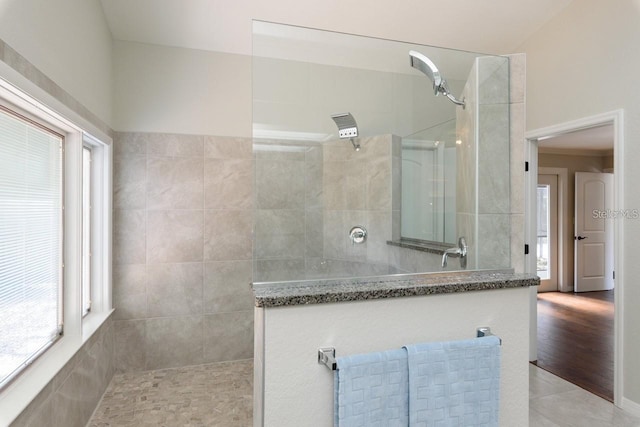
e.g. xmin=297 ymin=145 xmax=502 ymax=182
xmin=409 ymin=50 xmax=465 ymax=108
xmin=331 ymin=112 xmax=360 ymax=151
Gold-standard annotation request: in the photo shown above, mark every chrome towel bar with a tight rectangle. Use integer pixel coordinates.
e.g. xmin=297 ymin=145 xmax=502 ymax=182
xmin=318 ymin=327 xmax=501 ymax=371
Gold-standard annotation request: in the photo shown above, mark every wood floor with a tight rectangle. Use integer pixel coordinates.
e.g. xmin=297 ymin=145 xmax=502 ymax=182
xmin=534 ymin=290 xmax=614 ymax=402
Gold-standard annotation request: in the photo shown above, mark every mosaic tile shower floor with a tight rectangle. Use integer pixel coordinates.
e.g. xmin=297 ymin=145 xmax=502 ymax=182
xmin=88 ymin=359 xmax=252 ymax=427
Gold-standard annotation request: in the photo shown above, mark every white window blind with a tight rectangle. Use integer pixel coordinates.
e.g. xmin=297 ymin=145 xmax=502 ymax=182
xmin=0 ymin=106 xmax=63 ymax=388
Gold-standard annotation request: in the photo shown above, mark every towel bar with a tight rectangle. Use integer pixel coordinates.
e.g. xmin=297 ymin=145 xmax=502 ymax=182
xmin=476 ymin=326 xmax=502 ymax=344
xmin=318 ymin=327 xmax=501 ymax=371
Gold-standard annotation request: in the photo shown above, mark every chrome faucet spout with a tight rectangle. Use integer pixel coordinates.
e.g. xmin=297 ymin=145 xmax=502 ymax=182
xmin=441 ymin=237 xmax=468 ymax=269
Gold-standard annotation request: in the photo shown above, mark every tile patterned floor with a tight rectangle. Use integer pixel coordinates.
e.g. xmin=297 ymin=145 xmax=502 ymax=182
xmin=530 ymin=364 xmax=640 ymax=426
xmin=88 ymin=359 xmax=252 ymax=427
xmin=88 ymin=359 xmax=640 ymax=426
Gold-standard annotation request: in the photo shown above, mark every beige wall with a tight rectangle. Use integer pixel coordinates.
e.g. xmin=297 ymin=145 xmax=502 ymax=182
xmin=113 ymin=41 xmax=251 ymax=137
xmin=0 ymin=0 xmax=113 ymax=125
xmin=518 ymin=0 xmax=640 ymax=405
xmin=538 ymin=153 xmax=607 ymax=289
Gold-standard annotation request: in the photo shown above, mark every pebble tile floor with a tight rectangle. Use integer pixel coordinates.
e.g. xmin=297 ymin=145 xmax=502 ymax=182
xmin=88 ymin=359 xmax=252 ymax=427
xmin=88 ymin=359 xmax=640 ymax=426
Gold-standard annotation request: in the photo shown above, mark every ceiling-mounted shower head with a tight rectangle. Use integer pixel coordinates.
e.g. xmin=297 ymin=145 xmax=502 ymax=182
xmin=409 ymin=50 xmax=465 ymax=108
xmin=331 ymin=112 xmax=360 ymax=151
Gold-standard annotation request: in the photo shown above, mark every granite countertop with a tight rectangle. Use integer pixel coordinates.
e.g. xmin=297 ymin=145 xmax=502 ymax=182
xmin=252 ymin=270 xmax=540 ymax=308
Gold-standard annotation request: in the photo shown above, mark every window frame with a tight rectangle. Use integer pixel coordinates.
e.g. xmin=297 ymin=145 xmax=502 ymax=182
xmin=0 ymin=77 xmax=113 ymax=425
xmin=82 ymin=144 xmax=92 ymax=317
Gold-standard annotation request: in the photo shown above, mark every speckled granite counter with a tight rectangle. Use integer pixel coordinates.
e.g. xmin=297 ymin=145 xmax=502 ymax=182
xmin=252 ymin=270 xmax=539 ymax=308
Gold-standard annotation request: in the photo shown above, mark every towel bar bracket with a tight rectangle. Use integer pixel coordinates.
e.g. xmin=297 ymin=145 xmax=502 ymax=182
xmin=318 ymin=347 xmax=337 ymax=371
xmin=477 ymin=327 xmax=502 ymax=345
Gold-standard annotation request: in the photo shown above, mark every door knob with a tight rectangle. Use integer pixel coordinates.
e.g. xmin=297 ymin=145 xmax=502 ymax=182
xmin=575 ymin=236 xmax=588 ymax=241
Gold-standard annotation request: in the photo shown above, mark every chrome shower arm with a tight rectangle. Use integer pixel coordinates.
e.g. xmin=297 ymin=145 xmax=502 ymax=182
xmin=444 ymin=92 xmax=466 ymax=107
xmin=438 ymin=79 xmax=466 ymax=108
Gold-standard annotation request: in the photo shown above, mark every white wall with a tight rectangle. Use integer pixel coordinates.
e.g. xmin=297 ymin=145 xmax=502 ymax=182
xmin=517 ymin=0 xmax=640 ymax=407
xmin=257 ymin=287 xmax=531 ymax=426
xmin=0 ymin=0 xmax=113 ymax=125
xmin=113 ymin=40 xmax=251 ymax=136
xmin=113 ymin=39 xmax=464 ymax=138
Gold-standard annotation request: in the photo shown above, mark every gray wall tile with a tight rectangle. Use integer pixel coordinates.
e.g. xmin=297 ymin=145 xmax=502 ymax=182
xmin=204 ymin=136 xmax=252 ymax=159
xmin=114 ymin=320 xmax=146 ymax=373
xmin=204 ymin=158 xmax=252 ymax=209
xmin=113 ymin=264 xmax=147 ymax=320
xmin=113 ymin=132 xmax=147 ymax=158
xmin=203 ymin=311 xmax=253 ymax=363
xmin=144 ymin=316 xmax=204 ymax=370
xmin=147 ymin=133 xmax=203 ymax=158
xmin=204 ymin=261 xmax=254 ymax=314
xmin=146 ymin=157 xmax=204 ymax=210
xmin=112 ymin=132 xmax=258 ymax=376
xmin=113 ymin=209 xmax=146 ymax=264
xmin=113 ymin=155 xmax=146 ymax=209
xmin=204 ymin=210 xmax=252 ymax=261
xmin=147 ymin=263 xmax=203 ymax=317
xmin=254 ymin=209 xmax=305 ymax=259
xmin=147 ymin=210 xmax=203 ymax=263
xmin=255 ymin=158 xmax=304 ymax=209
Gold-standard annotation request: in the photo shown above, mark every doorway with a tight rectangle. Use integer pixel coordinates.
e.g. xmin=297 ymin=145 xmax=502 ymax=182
xmin=525 ymin=110 xmax=624 ymax=405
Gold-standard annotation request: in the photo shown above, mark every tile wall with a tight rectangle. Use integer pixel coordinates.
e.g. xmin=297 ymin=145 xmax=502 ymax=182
xmin=476 ymin=56 xmax=512 ymax=270
xmin=10 ymin=316 xmax=115 ymax=427
xmin=253 ymin=135 xmax=402 ymax=282
xmin=112 ymin=133 xmax=254 ymax=372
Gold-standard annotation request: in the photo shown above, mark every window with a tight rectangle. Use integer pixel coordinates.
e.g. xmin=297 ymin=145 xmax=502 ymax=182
xmin=0 ymin=106 xmax=64 ymax=388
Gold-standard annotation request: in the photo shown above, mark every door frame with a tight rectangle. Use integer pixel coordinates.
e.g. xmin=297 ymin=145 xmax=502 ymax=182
xmin=525 ymin=109 xmax=624 ymax=406
xmin=538 ymin=168 xmax=569 ymax=292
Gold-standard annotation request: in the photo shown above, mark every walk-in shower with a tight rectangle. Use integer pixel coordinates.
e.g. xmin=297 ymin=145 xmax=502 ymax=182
xmin=252 ymin=21 xmax=512 ymax=283
xmin=331 ymin=112 xmax=360 ymax=151
xmin=409 ymin=50 xmax=466 ymax=108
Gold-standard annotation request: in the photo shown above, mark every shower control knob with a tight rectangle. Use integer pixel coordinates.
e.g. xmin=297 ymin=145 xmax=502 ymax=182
xmin=349 ymin=226 xmax=367 ymax=245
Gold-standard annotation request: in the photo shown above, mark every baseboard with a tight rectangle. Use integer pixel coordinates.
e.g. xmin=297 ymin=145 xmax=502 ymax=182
xmin=621 ymin=397 xmax=640 ymax=417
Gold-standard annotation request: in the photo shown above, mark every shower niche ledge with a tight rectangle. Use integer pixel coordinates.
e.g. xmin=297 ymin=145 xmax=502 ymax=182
xmin=252 ymin=270 xmax=539 ymax=426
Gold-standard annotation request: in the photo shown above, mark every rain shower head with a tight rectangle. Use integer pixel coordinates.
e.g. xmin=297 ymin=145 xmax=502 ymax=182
xmin=409 ymin=50 xmax=465 ymax=108
xmin=331 ymin=113 xmax=358 ymax=139
xmin=331 ymin=112 xmax=360 ymax=151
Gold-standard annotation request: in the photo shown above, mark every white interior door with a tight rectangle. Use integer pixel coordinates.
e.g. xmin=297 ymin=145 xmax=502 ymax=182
xmin=537 ymin=175 xmax=558 ymax=292
xmin=574 ymin=172 xmax=614 ymax=292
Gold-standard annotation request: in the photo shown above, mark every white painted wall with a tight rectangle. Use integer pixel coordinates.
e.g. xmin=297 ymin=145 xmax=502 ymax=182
xmin=0 ymin=0 xmax=113 ymax=125
xmin=113 ymin=40 xmax=251 ymax=136
xmin=113 ymin=39 xmax=463 ymax=138
xmin=517 ymin=0 xmax=640 ymax=407
xmin=256 ymin=287 xmax=531 ymax=426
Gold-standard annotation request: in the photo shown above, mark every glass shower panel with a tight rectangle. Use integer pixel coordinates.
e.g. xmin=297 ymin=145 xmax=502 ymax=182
xmin=252 ymin=21 xmax=511 ymax=283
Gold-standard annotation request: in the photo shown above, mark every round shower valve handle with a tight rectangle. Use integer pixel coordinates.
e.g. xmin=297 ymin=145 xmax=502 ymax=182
xmin=349 ymin=226 xmax=367 ymax=245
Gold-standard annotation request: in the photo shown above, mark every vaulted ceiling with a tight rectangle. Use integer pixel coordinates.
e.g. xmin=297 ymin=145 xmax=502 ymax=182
xmin=99 ymin=0 xmax=574 ymax=56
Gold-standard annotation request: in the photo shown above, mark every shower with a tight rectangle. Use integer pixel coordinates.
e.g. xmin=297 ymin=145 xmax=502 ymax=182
xmin=409 ymin=50 xmax=465 ymax=108
xmin=331 ymin=112 xmax=361 ymax=151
